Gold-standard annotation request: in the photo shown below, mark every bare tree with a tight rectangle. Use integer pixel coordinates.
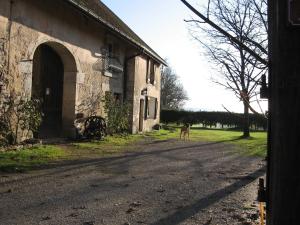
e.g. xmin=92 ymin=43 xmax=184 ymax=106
xmin=183 ymin=0 xmax=268 ymax=137
xmin=161 ymin=66 xmax=188 ymax=110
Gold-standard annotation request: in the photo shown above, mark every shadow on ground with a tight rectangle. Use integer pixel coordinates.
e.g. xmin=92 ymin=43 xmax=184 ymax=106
xmin=150 ymin=166 xmax=265 ymax=225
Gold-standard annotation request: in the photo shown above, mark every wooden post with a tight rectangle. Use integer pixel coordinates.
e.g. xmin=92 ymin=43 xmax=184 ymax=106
xmin=267 ymin=0 xmax=300 ymax=224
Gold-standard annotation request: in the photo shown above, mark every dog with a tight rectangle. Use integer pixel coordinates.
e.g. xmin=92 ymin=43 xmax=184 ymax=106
xmin=180 ymin=124 xmax=190 ymax=140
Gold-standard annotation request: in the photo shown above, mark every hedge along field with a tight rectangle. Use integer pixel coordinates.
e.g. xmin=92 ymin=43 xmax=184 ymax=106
xmin=161 ymin=110 xmax=268 ymax=131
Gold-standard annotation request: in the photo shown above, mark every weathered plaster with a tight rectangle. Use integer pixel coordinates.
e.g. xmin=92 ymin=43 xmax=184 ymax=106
xmin=0 ymin=0 xmax=162 ymax=138
xmin=128 ymin=56 xmax=161 ymax=133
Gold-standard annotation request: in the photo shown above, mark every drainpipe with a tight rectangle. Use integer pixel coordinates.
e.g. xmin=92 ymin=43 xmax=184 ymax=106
xmin=123 ymin=49 xmax=144 ymax=101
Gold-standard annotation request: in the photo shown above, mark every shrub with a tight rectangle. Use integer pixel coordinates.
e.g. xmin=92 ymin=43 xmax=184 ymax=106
xmin=0 ymin=96 xmax=43 ymax=145
xmin=102 ymin=93 xmax=131 ymax=134
xmin=161 ymin=109 xmax=267 ymax=131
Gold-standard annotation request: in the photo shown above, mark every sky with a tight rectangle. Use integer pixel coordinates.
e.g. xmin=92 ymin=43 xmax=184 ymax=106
xmin=101 ymin=0 xmax=268 ymax=113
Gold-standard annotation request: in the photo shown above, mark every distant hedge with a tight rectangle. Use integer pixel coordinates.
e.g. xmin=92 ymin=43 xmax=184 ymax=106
xmin=160 ymin=110 xmax=267 ymax=131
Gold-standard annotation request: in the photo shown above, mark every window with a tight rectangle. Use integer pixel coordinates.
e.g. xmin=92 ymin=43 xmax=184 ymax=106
xmin=101 ymin=43 xmax=123 ymax=75
xmin=146 ymin=59 xmax=150 ymax=83
xmin=113 ymin=93 xmax=122 ymax=102
xmin=108 ymin=44 xmax=113 ymax=57
xmin=150 ymin=62 xmax=155 ymax=85
xmin=146 ymin=59 xmax=156 ymax=85
xmin=145 ymin=96 xmax=158 ymax=119
xmin=105 ymin=91 xmax=122 ymax=103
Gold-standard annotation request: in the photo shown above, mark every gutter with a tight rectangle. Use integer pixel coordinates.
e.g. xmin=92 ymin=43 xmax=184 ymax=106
xmin=64 ymin=0 xmax=167 ymax=66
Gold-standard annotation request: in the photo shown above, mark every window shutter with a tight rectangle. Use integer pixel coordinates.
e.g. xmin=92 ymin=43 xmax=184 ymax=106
xmin=146 ymin=59 xmax=150 ymax=83
xmin=144 ymin=96 xmax=149 ymax=120
xmin=152 ymin=64 xmax=157 ymax=85
xmin=154 ymin=98 xmax=158 ymax=119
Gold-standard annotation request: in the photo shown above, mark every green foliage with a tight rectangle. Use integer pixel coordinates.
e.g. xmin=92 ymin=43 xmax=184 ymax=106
xmin=102 ymin=93 xmax=131 ymax=134
xmin=0 ymin=128 xmax=266 ymax=173
xmin=0 ymin=38 xmax=42 ymax=145
xmin=0 ymin=97 xmax=43 ymax=145
xmin=0 ymin=108 xmax=9 ymax=146
xmin=18 ymin=98 xmax=43 ymax=133
xmin=161 ymin=109 xmax=267 ymax=131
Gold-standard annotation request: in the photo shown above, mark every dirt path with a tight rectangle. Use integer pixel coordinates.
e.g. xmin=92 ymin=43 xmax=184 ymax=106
xmin=0 ymin=139 xmax=265 ymax=225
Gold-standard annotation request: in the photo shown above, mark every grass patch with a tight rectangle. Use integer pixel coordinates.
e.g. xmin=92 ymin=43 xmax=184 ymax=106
xmin=0 ymin=145 xmax=66 ymax=172
xmin=0 ymin=128 xmax=266 ymax=173
xmin=0 ymin=135 xmax=145 ymax=173
xmin=144 ymin=128 xmax=179 ymax=140
xmin=73 ymin=134 xmax=143 ymax=149
xmin=190 ymin=129 xmax=267 ymax=157
xmin=69 ymin=134 xmax=144 ymax=157
xmin=146 ymin=127 xmax=267 ymax=157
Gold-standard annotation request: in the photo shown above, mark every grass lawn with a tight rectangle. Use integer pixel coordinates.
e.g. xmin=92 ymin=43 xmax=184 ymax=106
xmin=72 ymin=134 xmax=143 ymax=150
xmin=0 ymin=134 xmax=144 ymax=172
xmin=69 ymin=134 xmax=144 ymax=157
xmin=0 ymin=145 xmax=66 ymax=172
xmin=146 ymin=127 xmax=267 ymax=157
xmin=0 ymin=128 xmax=267 ymax=172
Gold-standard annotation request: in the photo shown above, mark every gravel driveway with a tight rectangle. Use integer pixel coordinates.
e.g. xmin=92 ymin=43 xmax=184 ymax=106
xmin=0 ymin=139 xmax=265 ymax=225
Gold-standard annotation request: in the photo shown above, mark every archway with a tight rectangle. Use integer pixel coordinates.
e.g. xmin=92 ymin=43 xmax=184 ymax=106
xmin=32 ymin=42 xmax=77 ymax=138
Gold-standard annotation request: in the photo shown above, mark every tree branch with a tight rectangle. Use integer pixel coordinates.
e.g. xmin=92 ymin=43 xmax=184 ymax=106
xmin=181 ymin=0 xmax=268 ymax=66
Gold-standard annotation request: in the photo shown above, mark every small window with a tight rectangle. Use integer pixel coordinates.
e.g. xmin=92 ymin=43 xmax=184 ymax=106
xmin=105 ymin=91 xmax=122 ymax=103
xmin=113 ymin=93 xmax=122 ymax=102
xmin=150 ymin=62 xmax=155 ymax=85
xmin=108 ymin=44 xmax=113 ymax=57
xmin=146 ymin=59 xmax=155 ymax=85
xmin=146 ymin=59 xmax=150 ymax=83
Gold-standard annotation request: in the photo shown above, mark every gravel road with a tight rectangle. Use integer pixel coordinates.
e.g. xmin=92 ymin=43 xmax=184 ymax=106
xmin=0 ymin=139 xmax=265 ymax=225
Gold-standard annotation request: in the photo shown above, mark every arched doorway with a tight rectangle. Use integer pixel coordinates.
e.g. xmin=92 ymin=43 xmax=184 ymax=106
xmin=32 ymin=42 xmax=77 ymax=138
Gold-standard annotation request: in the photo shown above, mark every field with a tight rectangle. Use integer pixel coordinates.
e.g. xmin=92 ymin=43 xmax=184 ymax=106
xmin=146 ymin=128 xmax=267 ymax=157
xmin=0 ymin=128 xmax=267 ymax=172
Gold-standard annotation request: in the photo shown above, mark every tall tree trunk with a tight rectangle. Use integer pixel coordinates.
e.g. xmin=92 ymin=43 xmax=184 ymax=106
xmin=243 ymin=100 xmax=250 ymax=138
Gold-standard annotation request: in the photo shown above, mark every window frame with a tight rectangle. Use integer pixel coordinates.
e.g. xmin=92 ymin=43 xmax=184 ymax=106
xmin=145 ymin=96 xmax=158 ymax=120
xmin=146 ymin=59 xmax=156 ymax=85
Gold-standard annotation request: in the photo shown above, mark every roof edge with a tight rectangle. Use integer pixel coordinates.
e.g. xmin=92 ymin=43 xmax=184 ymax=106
xmin=64 ymin=0 xmax=167 ymax=66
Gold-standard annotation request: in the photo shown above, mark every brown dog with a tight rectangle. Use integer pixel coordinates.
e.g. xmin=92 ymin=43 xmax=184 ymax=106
xmin=180 ymin=124 xmax=190 ymax=140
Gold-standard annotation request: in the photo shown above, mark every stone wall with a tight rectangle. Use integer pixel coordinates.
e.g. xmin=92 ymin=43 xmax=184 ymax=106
xmin=129 ymin=56 xmax=161 ymax=133
xmin=0 ymin=0 xmax=161 ymax=138
xmin=0 ymin=1 xmax=10 ymax=96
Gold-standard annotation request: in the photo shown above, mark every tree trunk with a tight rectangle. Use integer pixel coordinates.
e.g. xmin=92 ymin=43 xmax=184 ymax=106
xmin=243 ymin=100 xmax=250 ymax=138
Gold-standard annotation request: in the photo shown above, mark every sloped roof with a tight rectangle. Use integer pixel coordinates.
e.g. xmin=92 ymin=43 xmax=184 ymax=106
xmin=65 ymin=0 xmax=166 ymax=65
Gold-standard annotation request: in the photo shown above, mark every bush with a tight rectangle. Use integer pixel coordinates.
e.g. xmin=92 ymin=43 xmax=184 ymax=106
xmin=102 ymin=93 xmax=131 ymax=134
xmin=0 ymin=96 xmax=43 ymax=145
xmin=161 ymin=109 xmax=267 ymax=131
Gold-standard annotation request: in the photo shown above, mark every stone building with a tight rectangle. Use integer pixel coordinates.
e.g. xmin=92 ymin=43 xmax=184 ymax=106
xmin=0 ymin=0 xmax=166 ymax=138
